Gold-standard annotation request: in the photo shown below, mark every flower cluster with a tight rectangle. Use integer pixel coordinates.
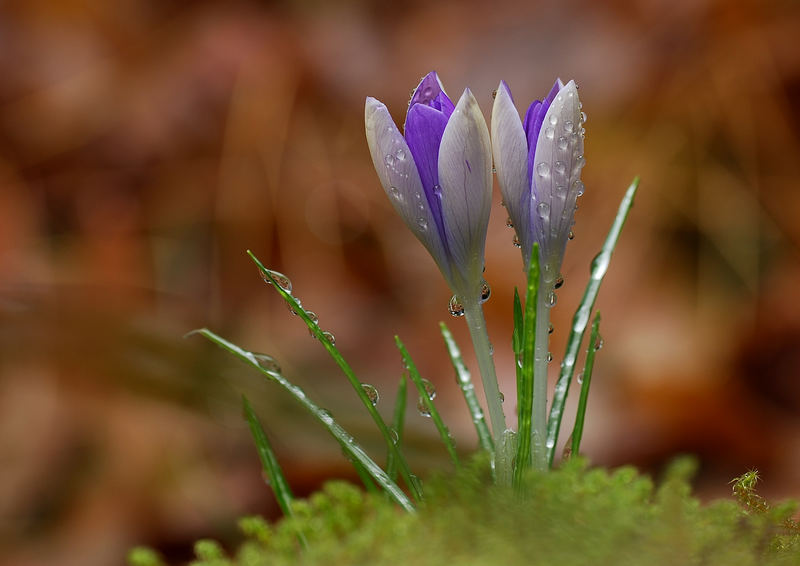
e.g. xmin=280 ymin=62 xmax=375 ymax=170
xmin=366 ymin=72 xmax=585 ymax=294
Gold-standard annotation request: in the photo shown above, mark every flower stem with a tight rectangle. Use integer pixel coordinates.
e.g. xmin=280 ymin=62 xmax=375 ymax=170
xmin=462 ymin=300 xmax=506 ymax=453
xmin=532 ymin=278 xmax=553 ymax=471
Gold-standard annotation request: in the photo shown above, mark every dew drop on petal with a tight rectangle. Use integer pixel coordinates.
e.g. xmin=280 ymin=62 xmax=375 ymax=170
xmin=547 ymin=352 xmax=553 ymax=363
xmin=448 ymin=295 xmax=465 ymax=317
xmin=573 ymin=181 xmax=585 ymax=196
xmin=506 ymin=217 xmax=514 ymax=228
xmin=557 ymin=136 xmax=569 ymax=150
xmin=545 ymin=126 xmax=555 ymax=140
xmin=536 ymin=162 xmax=550 ymax=178
xmin=575 ymin=155 xmax=586 ymax=170
xmin=261 ymin=269 xmax=293 ymax=293
xmin=479 ymin=281 xmax=491 ymax=304
xmin=361 ymin=383 xmax=380 ymax=406
xmin=499 ymin=390 xmax=505 ymax=403
xmin=395 ymin=148 xmax=406 ymax=161
xmin=512 ymin=234 xmax=521 ymax=248
xmin=547 ymin=291 xmax=557 ymax=307
xmin=537 ymin=202 xmax=550 ymax=219
xmin=580 ymin=111 xmax=587 ymax=124
xmin=568 ymin=230 xmax=575 ymax=240
xmin=555 ymin=184 xmax=567 ymax=198
xmin=549 ymin=115 xmax=558 ymax=126
xmin=253 ymin=353 xmax=281 ymax=373
xmin=548 ymin=322 xmax=554 ymax=335
xmin=564 ymin=120 xmax=574 ymax=133
xmin=554 ymin=275 xmax=564 ymax=289
xmin=554 ymin=161 xmax=566 ymax=175
xmin=385 ymin=153 xmax=396 ymax=166
xmin=417 ymin=217 xmax=428 ymax=231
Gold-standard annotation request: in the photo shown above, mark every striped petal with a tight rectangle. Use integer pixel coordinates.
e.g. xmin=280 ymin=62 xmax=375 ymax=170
xmin=530 ymin=80 xmax=585 ymax=274
xmin=365 ymin=97 xmax=452 ymax=282
xmin=437 ymin=88 xmax=493 ymax=297
xmin=491 ymin=81 xmax=533 ymax=262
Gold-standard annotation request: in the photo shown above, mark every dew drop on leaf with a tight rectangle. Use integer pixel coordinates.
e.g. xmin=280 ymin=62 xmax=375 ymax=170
xmin=361 ymin=383 xmax=379 ymax=406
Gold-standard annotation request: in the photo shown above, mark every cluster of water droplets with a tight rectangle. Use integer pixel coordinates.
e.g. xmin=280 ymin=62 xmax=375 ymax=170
xmin=261 ymin=267 xmax=336 ymax=347
xmin=416 ymin=378 xmax=437 ymax=417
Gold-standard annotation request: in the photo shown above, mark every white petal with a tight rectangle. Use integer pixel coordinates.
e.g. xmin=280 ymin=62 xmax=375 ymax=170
xmin=491 ymin=82 xmax=532 ymax=255
xmin=437 ymin=89 xmax=493 ymax=295
xmin=531 ymin=80 xmax=584 ymax=269
xmin=365 ymin=97 xmax=451 ymax=279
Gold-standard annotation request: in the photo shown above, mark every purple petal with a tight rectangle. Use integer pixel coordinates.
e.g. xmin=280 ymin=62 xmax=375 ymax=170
xmin=404 ymin=71 xmax=456 ymax=132
xmin=365 ymin=97 xmax=452 ymax=282
xmin=437 ymin=88 xmax=493 ymax=296
xmin=523 ymin=79 xmax=564 ymax=188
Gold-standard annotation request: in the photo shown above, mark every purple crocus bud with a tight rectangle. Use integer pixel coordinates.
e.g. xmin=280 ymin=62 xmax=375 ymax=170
xmin=491 ymin=79 xmax=585 ymax=283
xmin=365 ymin=72 xmax=493 ymax=303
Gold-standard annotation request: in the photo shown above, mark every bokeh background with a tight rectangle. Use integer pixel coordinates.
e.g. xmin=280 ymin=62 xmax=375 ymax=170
xmin=2 ymin=0 xmax=799 ymax=564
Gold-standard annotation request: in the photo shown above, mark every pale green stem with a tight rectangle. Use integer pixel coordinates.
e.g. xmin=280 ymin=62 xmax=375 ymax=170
xmin=462 ymin=300 xmax=507 ymax=452
xmin=532 ymin=277 xmax=554 ymax=471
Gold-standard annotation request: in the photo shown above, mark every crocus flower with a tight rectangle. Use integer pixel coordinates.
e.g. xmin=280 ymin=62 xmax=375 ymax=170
xmin=365 ymin=72 xmax=492 ymax=304
xmin=491 ymin=79 xmax=585 ymax=283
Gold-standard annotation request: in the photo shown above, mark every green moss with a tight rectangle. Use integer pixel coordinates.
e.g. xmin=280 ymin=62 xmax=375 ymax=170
xmin=140 ymin=458 xmax=800 ymax=566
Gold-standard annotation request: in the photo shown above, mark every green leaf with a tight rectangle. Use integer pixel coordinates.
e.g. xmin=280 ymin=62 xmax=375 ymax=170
xmin=191 ymin=327 xmax=415 ymax=512
xmin=247 ymin=250 xmax=421 ymax=502
xmin=570 ymin=312 xmax=601 ymax=458
xmin=514 ymin=242 xmax=539 ymax=488
xmin=546 ymin=177 xmax=639 ymax=466
xmin=439 ymin=322 xmax=493 ymax=455
xmin=396 ymin=336 xmax=459 ymax=469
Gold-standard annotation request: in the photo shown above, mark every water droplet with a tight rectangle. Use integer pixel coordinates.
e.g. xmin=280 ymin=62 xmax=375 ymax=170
xmin=564 ymin=120 xmax=574 ymax=133
xmin=555 ymin=184 xmax=568 ymax=198
xmin=568 ymin=230 xmax=575 ymax=240
xmin=595 ymin=336 xmax=604 ymax=351
xmin=491 ymin=89 xmax=497 ymax=100
xmin=448 ymin=295 xmax=465 ymax=317
xmin=491 ymin=165 xmax=497 ymax=174
xmin=304 ymin=310 xmax=319 ymax=324
xmin=573 ymin=180 xmax=585 ymax=196
xmin=395 ymin=148 xmax=406 ymax=161
xmin=417 ymin=400 xmax=431 ymax=417
xmin=549 ymin=114 xmax=558 ymax=126
xmin=499 ymin=390 xmax=505 ymax=403
xmin=321 ymin=331 xmax=336 ymax=345
xmin=577 ymin=372 xmax=584 ymax=385
xmin=506 ymin=216 xmax=514 ymax=228
xmin=488 ymin=342 xmax=494 ymax=355
xmin=417 ymin=217 xmax=428 ymax=231
xmin=547 ymin=291 xmax=557 ymax=307
xmin=253 ymin=353 xmax=281 ymax=373
xmin=557 ymin=136 xmax=568 ymax=150
xmin=479 ymin=281 xmax=491 ymax=304
xmin=580 ymin=111 xmax=587 ymax=124
xmin=423 ymin=85 xmax=434 ymax=97
xmin=361 ymin=383 xmax=379 ymax=406
xmin=512 ymin=234 xmax=521 ymax=248
xmin=261 ymin=269 xmax=292 ymax=293
xmin=389 ymin=428 xmax=399 ymax=444
xmin=536 ymin=162 xmax=550 ymax=178
xmin=287 ymin=299 xmax=302 ymax=315
xmin=554 ymin=275 xmax=564 ymax=289
xmin=389 ymin=186 xmax=403 ymax=201
xmin=537 ymin=202 xmax=550 ymax=218
xmin=546 ymin=352 xmax=553 ymax=363
xmin=545 ymin=126 xmax=555 ymax=140
xmin=554 ymin=161 xmax=566 ymax=175
xmin=385 ymin=153 xmax=396 ymax=166
xmin=575 ymin=156 xmax=586 ymax=170
xmin=433 ymin=184 xmax=442 ymax=197
xmin=548 ymin=322 xmax=554 ymax=334
xmin=417 ymin=378 xmax=436 ymax=417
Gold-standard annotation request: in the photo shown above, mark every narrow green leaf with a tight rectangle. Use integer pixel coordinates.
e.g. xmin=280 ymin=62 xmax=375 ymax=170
xmin=512 ymin=288 xmax=524 ymax=356
xmin=439 ymin=322 xmax=493 ymax=455
xmin=570 ymin=312 xmax=601 ymax=457
xmin=241 ymin=396 xmax=309 ymax=549
xmin=514 ymin=243 xmax=539 ymax=488
xmin=247 ymin=250 xmax=422 ymax=502
xmin=386 ymin=375 xmax=407 ymax=482
xmin=546 ymin=177 xmax=639 ymax=466
xmin=395 ymin=336 xmax=459 ymax=468
xmin=192 ymin=327 xmax=415 ymax=512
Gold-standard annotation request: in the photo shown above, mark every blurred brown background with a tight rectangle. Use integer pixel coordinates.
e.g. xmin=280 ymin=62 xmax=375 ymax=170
xmin=1 ymin=0 xmax=800 ymax=564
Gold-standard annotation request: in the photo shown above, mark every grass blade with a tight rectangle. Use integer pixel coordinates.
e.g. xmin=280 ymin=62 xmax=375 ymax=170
xmin=241 ymin=395 xmax=309 ymax=550
xmin=546 ymin=177 xmax=639 ymax=466
xmin=570 ymin=312 xmax=601 ymax=457
xmin=395 ymin=336 xmax=459 ymax=468
xmin=386 ymin=376 xmax=407 ymax=482
xmin=248 ymin=250 xmax=422 ymax=502
xmin=192 ymin=327 xmax=415 ymax=512
xmin=439 ymin=322 xmax=493 ymax=455
xmin=514 ymin=243 xmax=539 ymax=488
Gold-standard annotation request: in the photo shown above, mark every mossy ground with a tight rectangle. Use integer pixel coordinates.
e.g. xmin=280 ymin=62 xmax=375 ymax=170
xmin=130 ymin=457 xmax=800 ymax=566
